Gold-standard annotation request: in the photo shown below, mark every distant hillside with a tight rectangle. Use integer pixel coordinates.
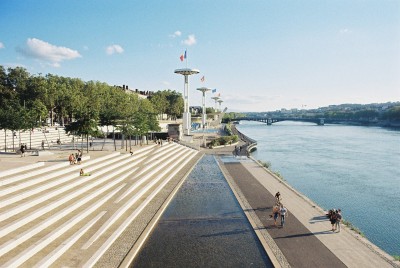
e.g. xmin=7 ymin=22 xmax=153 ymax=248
xmin=240 ymin=102 xmax=400 ymax=127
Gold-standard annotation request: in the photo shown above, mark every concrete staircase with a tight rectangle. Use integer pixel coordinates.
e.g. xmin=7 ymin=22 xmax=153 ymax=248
xmin=0 ymin=127 xmax=73 ymax=151
xmin=0 ymin=142 xmax=199 ymax=267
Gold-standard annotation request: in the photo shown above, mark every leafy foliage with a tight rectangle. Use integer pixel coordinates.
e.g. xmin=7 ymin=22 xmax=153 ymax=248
xmin=209 ymin=135 xmax=238 ymax=147
xmin=0 ymin=65 xmax=169 ymax=151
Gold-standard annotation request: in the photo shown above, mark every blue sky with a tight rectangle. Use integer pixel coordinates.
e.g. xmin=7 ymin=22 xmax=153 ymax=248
xmin=1 ymin=0 xmax=399 ymax=112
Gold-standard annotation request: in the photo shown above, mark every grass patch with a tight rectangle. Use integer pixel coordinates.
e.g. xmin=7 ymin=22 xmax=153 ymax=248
xmin=208 ymin=135 xmax=238 ymax=148
xmin=258 ymin=160 xmax=271 ymax=169
xmin=342 ymin=219 xmax=365 ymax=237
xmin=273 ymin=171 xmax=285 ymax=181
xmin=393 ymin=255 xmax=400 ymax=261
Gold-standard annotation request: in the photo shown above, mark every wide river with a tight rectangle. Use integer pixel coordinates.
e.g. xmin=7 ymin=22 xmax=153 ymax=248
xmin=236 ymin=121 xmax=400 ymax=256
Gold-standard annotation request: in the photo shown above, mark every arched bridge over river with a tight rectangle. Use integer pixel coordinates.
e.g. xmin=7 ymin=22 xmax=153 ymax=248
xmin=236 ymin=117 xmax=326 ymax=125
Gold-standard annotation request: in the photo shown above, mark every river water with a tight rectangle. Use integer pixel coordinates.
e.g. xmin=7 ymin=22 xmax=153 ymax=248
xmin=236 ymin=121 xmax=400 ymax=256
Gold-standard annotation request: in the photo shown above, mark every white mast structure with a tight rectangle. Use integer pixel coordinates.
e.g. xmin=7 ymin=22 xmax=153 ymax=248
xmin=196 ymin=87 xmax=211 ymax=130
xmin=217 ymin=99 xmax=224 ymax=123
xmin=211 ymin=96 xmax=220 ymax=111
xmin=174 ymin=68 xmax=200 ymax=135
xmin=217 ymin=99 xmax=223 ymax=112
xmin=211 ymin=96 xmax=220 ymax=121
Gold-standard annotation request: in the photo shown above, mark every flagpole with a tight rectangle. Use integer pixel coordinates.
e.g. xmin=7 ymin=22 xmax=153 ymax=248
xmin=185 ymin=49 xmax=188 ymax=68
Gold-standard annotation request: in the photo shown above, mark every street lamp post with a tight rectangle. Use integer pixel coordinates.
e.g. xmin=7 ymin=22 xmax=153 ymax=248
xmin=174 ymin=68 xmax=200 ymax=136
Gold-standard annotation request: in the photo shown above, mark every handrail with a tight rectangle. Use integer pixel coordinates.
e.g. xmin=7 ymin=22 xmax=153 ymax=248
xmin=230 ymin=124 xmax=257 ymax=156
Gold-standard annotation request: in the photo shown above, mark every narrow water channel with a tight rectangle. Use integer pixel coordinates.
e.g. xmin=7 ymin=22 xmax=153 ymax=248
xmin=131 ymin=155 xmax=272 ymax=267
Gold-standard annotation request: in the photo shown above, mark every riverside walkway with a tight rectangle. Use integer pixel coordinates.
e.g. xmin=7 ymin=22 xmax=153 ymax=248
xmin=0 ymin=138 xmax=398 ymax=267
xmin=219 ymin=156 xmax=397 ymax=267
xmin=130 ymin=155 xmax=273 ymax=267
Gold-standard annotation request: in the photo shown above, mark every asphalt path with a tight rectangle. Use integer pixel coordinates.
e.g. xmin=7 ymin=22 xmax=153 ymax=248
xmin=223 ymin=162 xmax=346 ymax=268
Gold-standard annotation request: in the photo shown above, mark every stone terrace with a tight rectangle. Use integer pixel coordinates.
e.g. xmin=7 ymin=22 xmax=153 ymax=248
xmin=0 ymin=141 xmax=200 ymax=267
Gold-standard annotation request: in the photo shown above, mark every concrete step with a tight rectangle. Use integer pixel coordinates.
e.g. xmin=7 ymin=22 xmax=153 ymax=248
xmin=83 ymin=149 xmax=198 ymax=268
xmin=0 ymin=155 xmax=92 ymax=188
xmin=0 ymin=145 xmax=157 ymax=215
xmin=0 ymin=127 xmax=75 ymax=150
xmin=0 ymin=154 xmax=129 ymax=219
xmin=0 ymin=162 xmax=45 ymax=178
xmin=0 ymin=143 xmax=198 ymax=267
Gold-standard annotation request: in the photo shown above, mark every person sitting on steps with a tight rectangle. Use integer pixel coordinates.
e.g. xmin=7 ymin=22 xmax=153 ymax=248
xmin=79 ymin=168 xmax=91 ymax=176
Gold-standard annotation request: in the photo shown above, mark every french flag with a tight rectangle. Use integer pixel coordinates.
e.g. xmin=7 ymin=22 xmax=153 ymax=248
xmin=180 ymin=50 xmax=187 ymax=61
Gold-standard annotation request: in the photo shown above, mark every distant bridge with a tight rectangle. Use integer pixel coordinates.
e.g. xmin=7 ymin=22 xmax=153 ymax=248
xmin=235 ymin=117 xmax=326 ymax=125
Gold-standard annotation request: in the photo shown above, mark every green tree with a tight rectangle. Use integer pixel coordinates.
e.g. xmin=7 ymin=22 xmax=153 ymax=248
xmin=149 ymin=91 xmax=169 ymax=119
xmin=24 ymin=99 xmax=48 ymax=148
xmin=133 ymin=99 xmax=160 ymax=145
xmin=6 ymin=67 xmax=30 ymax=94
xmin=116 ymin=92 xmax=139 ymax=150
xmin=44 ymin=74 xmax=60 ymax=126
xmin=206 ymin=107 xmax=215 ymax=114
xmin=0 ymin=99 xmax=24 ymax=151
xmin=381 ymin=106 xmax=400 ymax=121
xmin=65 ymin=81 xmax=101 ymax=152
xmin=165 ymin=90 xmax=183 ymax=120
xmin=354 ymin=110 xmax=379 ymax=120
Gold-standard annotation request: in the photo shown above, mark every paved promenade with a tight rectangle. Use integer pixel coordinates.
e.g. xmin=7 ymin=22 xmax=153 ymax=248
xmin=217 ymin=154 xmax=398 ymax=268
xmin=0 ymin=140 xmax=202 ymax=267
xmin=1 ymin=137 xmax=399 ymax=267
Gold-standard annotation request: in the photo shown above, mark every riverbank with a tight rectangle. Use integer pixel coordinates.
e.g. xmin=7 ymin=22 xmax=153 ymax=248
xmin=1 ymin=135 xmax=399 ymax=267
xmin=235 ymin=120 xmax=400 ymax=258
xmin=325 ymin=119 xmax=400 ymax=128
xmin=203 ymin=126 xmax=398 ymax=266
xmin=219 ymin=155 xmax=398 ymax=267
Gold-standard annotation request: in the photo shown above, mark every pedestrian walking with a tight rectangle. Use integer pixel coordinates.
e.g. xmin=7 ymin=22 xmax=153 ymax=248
xmin=20 ymin=144 xmax=25 ymax=157
xmin=77 ymin=150 xmax=82 ymax=164
xmin=41 ymin=140 xmax=45 ymax=150
xmin=330 ymin=210 xmax=337 ymax=231
xmin=272 ymin=205 xmax=280 ymax=226
xmin=235 ymin=146 xmax=240 ymax=157
xmin=275 ymin=191 xmax=281 ymax=204
xmin=280 ymin=204 xmax=288 ymax=227
xmin=68 ymin=154 xmax=75 ymax=165
xmin=335 ymin=209 xmax=342 ymax=232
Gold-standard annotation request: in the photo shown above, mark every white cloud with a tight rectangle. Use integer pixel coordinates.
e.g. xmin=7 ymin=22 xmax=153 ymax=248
xmin=106 ymin=44 xmax=124 ymax=55
xmin=169 ymin=31 xmax=182 ymax=38
xmin=182 ymin=34 xmax=197 ymax=46
xmin=17 ymin=38 xmax=81 ymax=67
xmin=339 ymin=28 xmax=352 ymax=34
xmin=0 ymin=42 xmax=5 ymax=49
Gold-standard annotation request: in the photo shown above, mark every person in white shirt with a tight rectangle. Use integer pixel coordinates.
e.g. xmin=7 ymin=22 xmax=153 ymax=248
xmin=280 ymin=204 xmax=288 ymax=227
